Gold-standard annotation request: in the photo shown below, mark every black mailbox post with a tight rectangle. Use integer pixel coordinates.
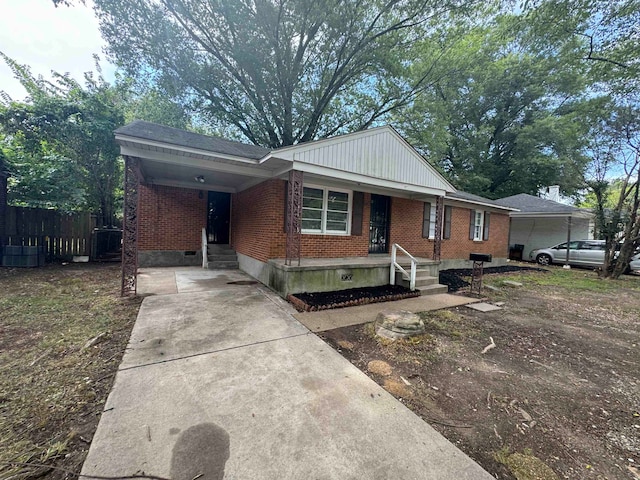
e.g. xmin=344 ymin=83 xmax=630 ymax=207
xmin=469 ymin=253 xmax=492 ymax=263
xmin=469 ymin=253 xmax=492 ymax=295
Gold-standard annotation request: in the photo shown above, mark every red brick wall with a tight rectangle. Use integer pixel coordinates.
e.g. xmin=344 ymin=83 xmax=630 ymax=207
xmin=231 ymin=179 xmax=285 ymax=262
xmin=388 ymin=197 xmax=433 ymax=257
xmin=440 ymin=206 xmax=509 ymax=259
xmin=231 ymin=180 xmax=509 ymax=262
xmin=387 ymin=198 xmax=509 ymax=259
xmin=232 ymin=180 xmax=371 ymax=261
xmin=138 ymin=184 xmax=206 ymax=250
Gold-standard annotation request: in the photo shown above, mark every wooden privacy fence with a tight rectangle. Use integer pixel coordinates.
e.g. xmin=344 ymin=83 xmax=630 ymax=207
xmin=4 ymin=206 xmax=96 ymax=259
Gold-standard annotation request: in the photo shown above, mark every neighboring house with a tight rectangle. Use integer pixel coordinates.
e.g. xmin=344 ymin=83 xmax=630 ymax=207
xmin=115 ymin=121 xmax=513 ymax=296
xmin=494 ymin=193 xmax=594 ymax=261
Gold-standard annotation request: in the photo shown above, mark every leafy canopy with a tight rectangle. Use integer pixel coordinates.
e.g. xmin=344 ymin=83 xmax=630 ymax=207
xmin=398 ymin=13 xmax=592 ymax=198
xmin=93 ymin=0 xmax=475 ymax=147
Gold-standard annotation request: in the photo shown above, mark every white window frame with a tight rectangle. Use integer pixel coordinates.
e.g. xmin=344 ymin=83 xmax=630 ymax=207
xmin=473 ymin=210 xmax=484 ymax=241
xmin=423 ymin=202 xmax=438 ymax=239
xmin=301 ymin=184 xmax=352 ymax=235
xmin=428 ymin=203 xmax=437 ymax=239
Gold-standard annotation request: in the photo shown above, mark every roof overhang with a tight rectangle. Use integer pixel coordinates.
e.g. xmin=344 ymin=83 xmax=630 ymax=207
xmin=116 ymin=134 xmax=288 ymax=192
xmin=116 ymin=125 xmax=462 ymax=199
xmin=509 ymin=210 xmax=594 ymax=219
xmin=444 ymin=196 xmax=517 ymax=212
xmin=116 ymin=131 xmax=454 ymax=198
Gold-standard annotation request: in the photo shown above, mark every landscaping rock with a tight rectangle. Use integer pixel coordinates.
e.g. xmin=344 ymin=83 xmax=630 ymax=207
xmin=375 ymin=310 xmax=425 ymax=340
xmin=337 ymin=340 xmax=354 ymax=351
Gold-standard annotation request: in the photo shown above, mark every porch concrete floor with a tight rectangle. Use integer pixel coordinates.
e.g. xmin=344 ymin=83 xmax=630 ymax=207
xmin=137 ymin=267 xmax=257 ymax=296
xmin=269 ymin=255 xmax=437 ymax=269
xmin=293 ymin=293 xmax=480 ymax=332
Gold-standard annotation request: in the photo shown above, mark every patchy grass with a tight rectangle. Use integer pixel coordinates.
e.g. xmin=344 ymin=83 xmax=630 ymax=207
xmin=488 ymin=264 xmax=640 ymax=293
xmin=322 ymin=266 xmax=640 ymax=479
xmin=495 ymin=448 xmax=559 ymax=480
xmin=419 ymin=309 xmax=475 ymax=338
xmin=0 ymin=263 xmax=142 ymax=479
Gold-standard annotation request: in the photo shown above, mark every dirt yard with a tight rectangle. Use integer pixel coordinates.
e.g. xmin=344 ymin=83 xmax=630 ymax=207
xmin=322 ymin=266 xmax=640 ymax=480
xmin=0 ymin=263 xmax=142 ymax=479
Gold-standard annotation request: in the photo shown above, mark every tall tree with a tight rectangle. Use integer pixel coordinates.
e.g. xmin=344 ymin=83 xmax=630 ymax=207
xmin=125 ymin=88 xmax=192 ymax=130
xmin=93 ymin=0 xmax=475 ymax=147
xmin=521 ymin=0 xmax=640 ymax=99
xmin=0 ymin=148 xmax=8 ymax=247
xmin=0 ymin=55 xmax=125 ymax=226
xmin=399 ymin=14 xmax=592 ymax=198
xmin=583 ymin=106 xmax=640 ymax=279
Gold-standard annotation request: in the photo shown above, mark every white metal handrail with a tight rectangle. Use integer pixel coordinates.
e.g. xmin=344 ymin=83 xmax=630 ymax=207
xmin=201 ymin=227 xmax=208 ymax=269
xmin=390 ymin=243 xmax=417 ymax=290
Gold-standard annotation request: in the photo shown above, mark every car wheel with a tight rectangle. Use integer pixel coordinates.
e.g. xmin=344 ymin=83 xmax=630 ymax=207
xmin=536 ymin=253 xmax=552 ymax=266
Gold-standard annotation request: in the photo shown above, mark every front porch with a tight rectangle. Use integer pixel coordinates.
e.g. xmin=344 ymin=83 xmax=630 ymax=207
xmin=238 ymin=254 xmax=445 ymax=298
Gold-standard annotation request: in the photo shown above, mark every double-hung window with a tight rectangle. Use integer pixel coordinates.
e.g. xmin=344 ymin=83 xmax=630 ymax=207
xmin=473 ymin=211 xmax=484 ymax=241
xmin=469 ymin=209 xmax=490 ymax=241
xmin=302 ymin=186 xmax=350 ymax=234
xmin=422 ymin=202 xmax=437 ymax=239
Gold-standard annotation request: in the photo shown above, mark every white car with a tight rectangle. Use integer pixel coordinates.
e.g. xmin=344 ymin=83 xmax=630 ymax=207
xmin=629 ymin=252 xmax=640 ymax=273
xmin=530 ymin=240 xmax=640 ymax=273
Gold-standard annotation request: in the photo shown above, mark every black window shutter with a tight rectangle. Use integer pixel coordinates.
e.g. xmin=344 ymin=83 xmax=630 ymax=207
xmin=444 ymin=206 xmax=452 ymax=239
xmin=483 ymin=211 xmax=491 ymax=240
xmin=422 ymin=202 xmax=431 ymax=238
xmin=351 ymin=191 xmax=364 ymax=236
xmin=283 ymin=181 xmax=289 ymax=233
xmin=469 ymin=210 xmax=475 ymax=240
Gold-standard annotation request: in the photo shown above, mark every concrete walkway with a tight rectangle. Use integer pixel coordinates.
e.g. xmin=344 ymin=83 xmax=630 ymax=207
xmin=82 ymin=268 xmax=492 ymax=480
xmin=294 ymin=293 xmax=479 ymax=332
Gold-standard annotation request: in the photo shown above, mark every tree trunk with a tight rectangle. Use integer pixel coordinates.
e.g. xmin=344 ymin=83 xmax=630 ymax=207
xmin=0 ymin=171 xmax=7 ymax=247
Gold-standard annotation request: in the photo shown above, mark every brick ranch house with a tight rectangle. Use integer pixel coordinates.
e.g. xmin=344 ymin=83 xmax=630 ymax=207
xmin=116 ymin=121 xmax=514 ymax=296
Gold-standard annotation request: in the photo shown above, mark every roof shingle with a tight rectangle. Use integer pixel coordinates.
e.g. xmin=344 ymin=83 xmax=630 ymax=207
xmin=494 ymin=193 xmax=583 ymax=214
xmin=115 ymin=120 xmax=270 ymax=160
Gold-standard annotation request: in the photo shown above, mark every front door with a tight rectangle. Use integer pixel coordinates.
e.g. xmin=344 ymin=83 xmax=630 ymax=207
xmin=369 ymin=194 xmax=390 ymax=253
xmin=207 ymin=191 xmax=230 ymax=244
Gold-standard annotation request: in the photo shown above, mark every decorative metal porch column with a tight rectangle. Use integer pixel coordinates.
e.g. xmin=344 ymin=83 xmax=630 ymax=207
xmin=285 ymin=170 xmax=303 ymax=266
xmin=121 ymin=156 xmax=140 ymax=296
xmin=433 ymin=196 xmax=444 ymax=261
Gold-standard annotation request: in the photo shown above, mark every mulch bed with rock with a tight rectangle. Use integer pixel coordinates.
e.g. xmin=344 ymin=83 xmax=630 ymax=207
xmin=288 ymin=284 xmax=419 ymax=312
xmin=439 ymin=265 xmax=547 ymax=292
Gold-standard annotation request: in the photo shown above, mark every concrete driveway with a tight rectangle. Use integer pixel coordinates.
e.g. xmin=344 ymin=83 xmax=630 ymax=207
xmin=81 ymin=269 xmax=492 ymax=480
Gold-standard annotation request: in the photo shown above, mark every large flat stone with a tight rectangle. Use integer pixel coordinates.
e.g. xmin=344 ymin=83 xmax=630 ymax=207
xmin=466 ymin=302 xmax=503 ymax=312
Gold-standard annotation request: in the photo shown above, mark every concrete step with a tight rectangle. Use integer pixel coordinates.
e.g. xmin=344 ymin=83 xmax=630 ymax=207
xmin=207 ymin=261 xmax=239 ymax=270
xmin=417 ymin=284 xmax=449 ymax=296
xmin=414 ymin=276 xmax=439 ymax=288
xmin=207 ymin=244 xmax=236 ymax=255
xmin=398 ymin=276 xmax=439 ymax=288
xmin=207 ymin=254 xmax=238 ymax=262
xmin=395 ymin=271 xmax=439 ymax=288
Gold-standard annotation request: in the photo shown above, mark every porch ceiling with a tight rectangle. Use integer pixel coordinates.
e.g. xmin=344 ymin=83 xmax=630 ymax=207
xmin=117 ymin=139 xmax=291 ymax=192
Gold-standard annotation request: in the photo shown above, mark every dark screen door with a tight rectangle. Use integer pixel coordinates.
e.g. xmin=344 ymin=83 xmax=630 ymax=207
xmin=369 ymin=194 xmax=390 ymax=253
xmin=207 ymin=191 xmax=231 ymax=244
